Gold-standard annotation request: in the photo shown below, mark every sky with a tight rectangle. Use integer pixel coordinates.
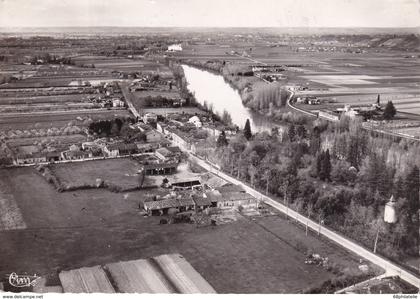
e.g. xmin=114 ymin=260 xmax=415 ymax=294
xmin=0 ymin=0 xmax=419 ymax=28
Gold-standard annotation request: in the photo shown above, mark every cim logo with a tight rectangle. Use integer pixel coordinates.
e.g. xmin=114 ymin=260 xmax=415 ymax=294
xmin=8 ymin=272 xmax=41 ymax=288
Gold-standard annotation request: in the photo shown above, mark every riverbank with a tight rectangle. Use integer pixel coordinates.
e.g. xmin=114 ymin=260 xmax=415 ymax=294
xmin=178 ymin=59 xmax=310 ymax=126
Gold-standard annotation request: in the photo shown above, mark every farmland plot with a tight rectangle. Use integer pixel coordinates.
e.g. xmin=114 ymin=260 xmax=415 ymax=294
xmin=0 ymin=181 xmax=26 ymax=231
xmin=59 ymin=266 xmax=115 ymax=293
xmin=51 ymin=158 xmax=142 ymax=190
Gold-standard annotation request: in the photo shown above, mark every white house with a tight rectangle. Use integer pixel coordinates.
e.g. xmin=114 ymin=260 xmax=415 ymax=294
xmin=167 ymin=44 xmax=183 ymax=52
xmin=188 ymin=116 xmax=202 ymax=128
xmin=112 ymin=98 xmax=125 ymax=108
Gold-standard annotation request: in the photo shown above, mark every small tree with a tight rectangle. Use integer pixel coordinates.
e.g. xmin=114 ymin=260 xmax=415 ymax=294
xmin=288 ymin=124 xmax=296 ymax=142
xmin=216 ymin=130 xmax=228 ymax=147
xmin=317 ymin=150 xmax=331 ymax=181
xmin=383 ymin=101 xmax=396 ymax=120
xmin=244 ymin=119 xmax=252 ymax=140
xmin=323 ymin=149 xmax=332 ymax=181
xmin=296 ymin=124 xmax=307 ymax=139
xmin=221 ymin=110 xmax=232 ymax=125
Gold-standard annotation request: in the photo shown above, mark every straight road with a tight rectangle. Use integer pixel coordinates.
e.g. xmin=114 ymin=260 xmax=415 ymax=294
xmin=119 ymin=82 xmax=141 ymax=119
xmin=187 ymin=152 xmax=420 ymax=288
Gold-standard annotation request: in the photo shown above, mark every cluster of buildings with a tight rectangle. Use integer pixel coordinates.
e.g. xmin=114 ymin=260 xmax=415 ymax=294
xmin=251 ymin=65 xmax=287 ymax=82
xmin=154 ymin=113 xmax=237 ymax=153
xmin=87 ymin=81 xmax=125 ymax=108
xmin=144 ymin=183 xmax=259 ymax=216
xmin=318 ymin=104 xmax=378 ymax=122
xmin=296 ymin=96 xmax=321 ymax=105
xmin=12 ymin=122 xmax=172 ymax=165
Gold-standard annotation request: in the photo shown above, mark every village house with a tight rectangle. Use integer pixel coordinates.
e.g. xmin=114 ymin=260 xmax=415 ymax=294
xmin=167 ymin=44 xmax=183 ymax=52
xmin=112 ymin=98 xmax=125 ymax=108
xmin=205 ymin=184 xmax=260 ymax=211
xmin=155 ymin=146 xmax=181 ymax=161
xmin=318 ymin=110 xmax=340 ymax=122
xmin=143 ymin=196 xmax=195 ymax=216
xmin=168 ymin=129 xmax=191 ymax=150
xmin=216 ymin=192 xmax=259 ymax=210
xmin=143 ymin=112 xmax=158 ymax=124
xmin=143 ymin=191 xmax=213 ymax=216
xmin=188 ymin=116 xmax=202 ymax=128
xmin=46 ymin=151 xmax=62 ymax=162
xmin=192 ymin=194 xmax=213 ymax=211
xmin=61 ymin=150 xmax=92 ymax=161
xmin=103 ymin=144 xmax=119 ymax=157
xmin=14 ymin=152 xmax=47 ymax=165
xmin=144 ymin=198 xmax=180 ymax=216
xmin=103 ymin=143 xmax=139 ymax=157
xmin=169 ymin=176 xmax=202 ymax=191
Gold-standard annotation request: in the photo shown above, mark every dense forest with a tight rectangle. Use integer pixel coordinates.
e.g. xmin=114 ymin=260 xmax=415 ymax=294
xmin=204 ymin=116 xmax=420 ymax=262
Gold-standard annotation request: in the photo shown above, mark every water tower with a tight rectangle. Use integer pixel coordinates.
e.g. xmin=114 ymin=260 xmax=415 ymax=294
xmin=384 ymin=195 xmax=397 ymax=224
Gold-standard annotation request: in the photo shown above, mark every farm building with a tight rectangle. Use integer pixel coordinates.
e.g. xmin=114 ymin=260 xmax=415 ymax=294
xmin=46 ymin=151 xmax=62 ymax=162
xmin=216 ymin=184 xmax=246 ymax=194
xmin=143 ymin=192 xmax=211 ymax=215
xmin=61 ymin=150 xmax=92 ymax=160
xmin=14 ymin=152 xmax=47 ymax=165
xmin=318 ymin=110 xmax=340 ymax=122
xmin=167 ymin=44 xmax=183 ymax=52
xmin=143 ymin=196 xmax=195 ymax=216
xmin=170 ymin=176 xmax=202 ymax=190
xmin=103 ymin=143 xmax=139 ymax=157
xmin=156 ymin=146 xmax=181 ymax=161
xmin=200 ymin=173 xmax=228 ymax=189
xmin=192 ymin=194 xmax=213 ymax=210
xmin=188 ymin=116 xmax=202 ymax=128
xmin=203 ymin=189 xmax=223 ymax=204
xmin=112 ymin=98 xmax=125 ymax=107
xmin=144 ymin=198 xmax=181 ymax=215
xmin=217 ymin=192 xmax=259 ymax=210
xmin=142 ymin=162 xmax=178 ymax=175
xmin=212 ymin=184 xmax=259 ymax=210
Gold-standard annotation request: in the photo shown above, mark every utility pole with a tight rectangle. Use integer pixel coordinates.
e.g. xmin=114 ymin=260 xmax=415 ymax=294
xmin=237 ymin=153 xmax=241 ymax=179
xmin=265 ymin=169 xmax=270 ymax=195
xmin=318 ymin=215 xmax=323 ymax=236
xmin=306 ymin=204 xmax=313 ymax=237
xmin=373 ymin=227 xmax=380 ymax=254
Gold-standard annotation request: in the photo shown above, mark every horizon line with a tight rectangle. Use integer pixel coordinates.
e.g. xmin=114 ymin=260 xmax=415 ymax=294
xmin=0 ymin=25 xmax=419 ymax=29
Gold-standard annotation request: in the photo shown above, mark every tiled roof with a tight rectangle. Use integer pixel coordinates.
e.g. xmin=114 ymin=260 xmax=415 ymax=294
xmin=192 ymin=195 xmax=212 ymax=206
xmin=142 ymin=162 xmax=178 ymax=170
xmin=216 ymin=184 xmax=245 ymax=194
xmin=144 ymin=198 xmax=180 ymax=210
xmin=144 ymin=196 xmax=195 ymax=210
xmin=204 ymin=190 xmax=223 ymax=202
xmin=218 ymin=192 xmax=255 ymax=202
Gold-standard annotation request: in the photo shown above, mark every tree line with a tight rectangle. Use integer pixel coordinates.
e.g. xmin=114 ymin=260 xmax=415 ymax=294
xmin=211 ymin=117 xmax=419 ymax=261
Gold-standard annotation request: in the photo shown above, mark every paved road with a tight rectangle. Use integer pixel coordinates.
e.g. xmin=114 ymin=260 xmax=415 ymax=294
xmin=119 ymin=82 xmax=141 ymax=119
xmin=286 ymin=90 xmax=317 ymax=117
xmin=187 ymin=153 xmax=420 ymax=288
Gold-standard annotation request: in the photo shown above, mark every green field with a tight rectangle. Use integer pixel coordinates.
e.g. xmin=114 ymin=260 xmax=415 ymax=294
xmin=51 ymin=158 xmax=142 ymax=190
xmin=0 ymin=166 xmax=371 ymax=293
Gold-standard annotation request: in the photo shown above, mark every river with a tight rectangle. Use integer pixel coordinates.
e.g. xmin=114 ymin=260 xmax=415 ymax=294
xmin=182 ymin=65 xmax=275 ymax=132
